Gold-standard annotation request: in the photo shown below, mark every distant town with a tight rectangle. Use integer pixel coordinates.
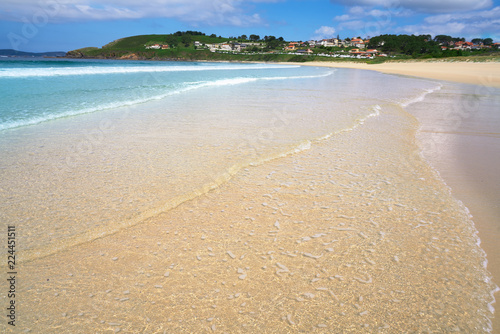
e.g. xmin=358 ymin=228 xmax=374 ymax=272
xmin=145 ymin=32 xmax=500 ymax=60
xmin=64 ymin=31 xmax=500 ymax=62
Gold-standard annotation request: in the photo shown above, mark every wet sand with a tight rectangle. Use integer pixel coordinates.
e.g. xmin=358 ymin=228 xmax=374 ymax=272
xmin=285 ymin=60 xmax=500 ymax=332
xmin=1 ymin=62 xmax=497 ymax=332
xmin=404 ymin=83 xmax=500 ymax=333
xmin=5 ymin=103 xmax=494 ymax=333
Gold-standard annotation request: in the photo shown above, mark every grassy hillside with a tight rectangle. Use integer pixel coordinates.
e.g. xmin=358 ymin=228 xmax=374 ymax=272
xmin=66 ymin=33 xmax=500 ymax=63
xmin=66 ymin=33 xmax=234 ymax=60
xmin=66 ymin=32 xmax=312 ymax=62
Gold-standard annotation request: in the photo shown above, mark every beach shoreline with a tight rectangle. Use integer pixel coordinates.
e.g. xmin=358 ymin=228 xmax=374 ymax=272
xmin=280 ymin=61 xmax=500 ymax=88
xmin=283 ymin=60 xmax=500 ymax=332
xmin=1 ymin=59 xmax=498 ymax=332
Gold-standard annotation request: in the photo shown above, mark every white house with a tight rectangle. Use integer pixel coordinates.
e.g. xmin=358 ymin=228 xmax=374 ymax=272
xmin=146 ymin=44 xmax=161 ymax=49
xmin=320 ymin=39 xmax=338 ymax=47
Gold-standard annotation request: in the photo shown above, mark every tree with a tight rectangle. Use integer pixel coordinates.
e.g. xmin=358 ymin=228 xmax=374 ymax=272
xmin=181 ymin=35 xmax=191 ymax=47
xmin=249 ymin=34 xmax=260 ymax=42
xmin=434 ymin=35 xmax=453 ymax=44
xmin=165 ymin=35 xmax=178 ymax=48
xmin=484 ymin=38 xmax=493 ymax=45
xmin=472 ymin=38 xmax=484 ymax=45
xmin=420 ymin=34 xmax=432 ymax=42
xmin=368 ymin=34 xmax=438 ymax=56
xmin=266 ymin=36 xmax=282 ymax=50
xmin=240 ymin=34 xmax=248 ymax=41
xmin=174 ymin=31 xmax=205 ymax=37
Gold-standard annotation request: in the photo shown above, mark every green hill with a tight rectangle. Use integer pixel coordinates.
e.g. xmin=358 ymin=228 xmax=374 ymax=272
xmin=66 ymin=31 xmax=500 ymax=63
xmin=66 ymin=33 xmax=234 ymax=60
xmin=65 ymin=32 xmax=314 ymax=62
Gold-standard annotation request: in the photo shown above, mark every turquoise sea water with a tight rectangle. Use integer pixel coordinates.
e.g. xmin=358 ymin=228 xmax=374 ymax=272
xmin=0 ymin=58 xmax=314 ymax=131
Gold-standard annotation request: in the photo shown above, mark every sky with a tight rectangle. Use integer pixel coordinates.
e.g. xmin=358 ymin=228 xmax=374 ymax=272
xmin=0 ymin=0 xmax=499 ymax=52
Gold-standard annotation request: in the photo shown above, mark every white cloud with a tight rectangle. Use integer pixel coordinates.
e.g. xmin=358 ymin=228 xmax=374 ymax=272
xmin=337 ymin=20 xmax=366 ymax=31
xmin=333 ymin=5 xmax=406 ymax=37
xmin=334 ymin=5 xmax=410 ymax=23
xmin=398 ymin=7 xmax=500 ymax=40
xmin=311 ymin=26 xmax=336 ymax=40
xmin=399 ymin=22 xmax=467 ymax=37
xmin=334 ymin=14 xmax=351 ymax=21
xmin=424 ymin=14 xmax=453 ymax=25
xmin=330 ymin=0 xmax=493 ymax=13
xmin=331 ymin=0 xmax=498 ymax=40
xmin=0 ymin=0 xmax=272 ymax=26
xmin=425 ymin=6 xmax=500 ymax=24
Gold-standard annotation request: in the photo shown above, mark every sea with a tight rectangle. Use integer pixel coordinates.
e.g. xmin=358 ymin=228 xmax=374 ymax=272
xmin=0 ymin=58 xmax=497 ymax=332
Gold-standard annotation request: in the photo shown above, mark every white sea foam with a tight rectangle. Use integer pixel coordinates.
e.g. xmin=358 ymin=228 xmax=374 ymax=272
xmin=0 ymin=64 xmax=300 ymax=78
xmin=0 ymin=72 xmax=332 ymax=131
xmin=399 ymin=84 xmax=443 ymax=108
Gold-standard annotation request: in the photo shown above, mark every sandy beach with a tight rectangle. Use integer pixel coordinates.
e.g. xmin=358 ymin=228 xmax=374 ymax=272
xmin=1 ymin=60 xmax=498 ymax=332
xmin=284 ymin=61 xmax=500 ymax=88
xmin=9 ymin=102 xmax=495 ymax=333
xmin=285 ymin=60 xmax=500 ymax=332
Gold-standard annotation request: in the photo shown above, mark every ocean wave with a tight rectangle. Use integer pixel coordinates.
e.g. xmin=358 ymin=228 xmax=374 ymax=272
xmin=0 ymin=72 xmax=332 ymax=131
xmin=399 ymin=84 xmax=443 ymax=108
xmin=0 ymin=64 xmax=300 ymax=78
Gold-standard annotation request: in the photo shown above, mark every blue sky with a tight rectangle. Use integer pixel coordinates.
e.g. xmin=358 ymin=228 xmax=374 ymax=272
xmin=0 ymin=0 xmax=499 ymax=52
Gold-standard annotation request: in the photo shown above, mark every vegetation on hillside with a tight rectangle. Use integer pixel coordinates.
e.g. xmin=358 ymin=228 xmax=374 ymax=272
xmin=366 ymin=34 xmax=498 ymax=59
xmin=66 ymin=31 xmax=500 ymax=63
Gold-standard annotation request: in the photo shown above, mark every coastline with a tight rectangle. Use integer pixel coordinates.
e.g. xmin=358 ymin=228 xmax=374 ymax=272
xmin=1 ymin=59 xmax=497 ymax=332
xmin=282 ymin=61 xmax=500 ymax=88
xmin=284 ymin=60 xmax=500 ymax=331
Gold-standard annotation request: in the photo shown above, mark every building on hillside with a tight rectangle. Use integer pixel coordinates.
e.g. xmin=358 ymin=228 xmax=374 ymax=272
xmin=454 ymin=41 xmax=474 ymax=50
xmin=232 ymin=43 xmax=243 ymax=52
xmin=285 ymin=42 xmax=299 ymax=51
xmin=319 ymin=39 xmax=338 ymax=47
xmin=350 ymin=38 xmax=365 ymax=49
xmin=296 ymin=49 xmax=313 ymax=54
xmin=244 ymin=42 xmax=265 ymax=48
xmin=220 ymin=43 xmax=232 ymax=51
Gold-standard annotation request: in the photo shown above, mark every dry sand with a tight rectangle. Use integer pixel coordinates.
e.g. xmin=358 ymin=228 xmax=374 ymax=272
xmin=284 ymin=61 xmax=500 ymax=88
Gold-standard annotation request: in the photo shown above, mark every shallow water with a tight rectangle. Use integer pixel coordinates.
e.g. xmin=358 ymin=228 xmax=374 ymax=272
xmin=0 ymin=61 xmax=496 ymax=332
xmin=0 ymin=61 xmax=435 ymax=261
xmin=407 ymin=82 xmax=500 ymax=332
